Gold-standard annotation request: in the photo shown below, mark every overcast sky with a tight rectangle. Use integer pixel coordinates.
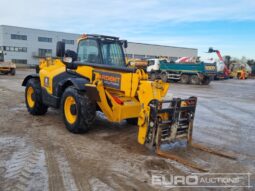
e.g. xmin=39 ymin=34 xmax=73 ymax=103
xmin=1 ymin=0 xmax=255 ymax=59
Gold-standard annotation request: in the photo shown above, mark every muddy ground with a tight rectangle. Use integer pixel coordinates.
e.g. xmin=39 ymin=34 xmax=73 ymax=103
xmin=0 ymin=69 xmax=254 ymax=191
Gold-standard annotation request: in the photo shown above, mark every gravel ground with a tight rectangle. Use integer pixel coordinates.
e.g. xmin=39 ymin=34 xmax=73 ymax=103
xmin=0 ymin=69 xmax=254 ymax=191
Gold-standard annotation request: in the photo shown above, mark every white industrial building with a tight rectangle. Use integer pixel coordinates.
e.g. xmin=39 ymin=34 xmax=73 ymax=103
xmin=0 ymin=25 xmax=197 ymax=65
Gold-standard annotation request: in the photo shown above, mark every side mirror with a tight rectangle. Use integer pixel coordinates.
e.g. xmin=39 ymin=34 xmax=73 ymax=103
xmin=63 ymin=57 xmax=73 ymax=63
xmin=63 ymin=50 xmax=78 ymax=69
xmin=56 ymin=41 xmax=65 ymax=57
xmin=64 ymin=50 xmax=77 ymax=62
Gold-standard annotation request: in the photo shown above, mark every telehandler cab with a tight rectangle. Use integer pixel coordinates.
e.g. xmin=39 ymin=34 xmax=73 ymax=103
xmin=22 ymin=34 xmax=236 ymax=171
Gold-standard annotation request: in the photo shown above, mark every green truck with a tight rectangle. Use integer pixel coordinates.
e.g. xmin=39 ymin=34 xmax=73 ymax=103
xmin=146 ymin=59 xmax=217 ymax=85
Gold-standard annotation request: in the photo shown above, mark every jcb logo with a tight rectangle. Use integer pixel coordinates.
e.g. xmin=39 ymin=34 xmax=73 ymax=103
xmin=205 ymin=66 xmax=216 ymax=71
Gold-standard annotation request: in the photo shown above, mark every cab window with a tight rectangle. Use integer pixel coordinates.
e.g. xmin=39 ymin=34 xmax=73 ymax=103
xmin=101 ymin=41 xmax=125 ymax=67
xmin=77 ymin=39 xmax=100 ymax=64
xmin=148 ymin=60 xmax=155 ymax=66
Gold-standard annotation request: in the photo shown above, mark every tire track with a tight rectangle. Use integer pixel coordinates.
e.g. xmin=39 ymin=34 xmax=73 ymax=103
xmin=55 ymin=152 xmax=79 ymax=191
xmin=3 ymin=148 xmax=48 ymax=191
xmin=89 ymin=177 xmax=115 ymax=191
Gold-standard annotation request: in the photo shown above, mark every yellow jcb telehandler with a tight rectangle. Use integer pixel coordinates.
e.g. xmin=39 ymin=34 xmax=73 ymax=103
xmin=22 ymin=34 xmax=236 ymax=171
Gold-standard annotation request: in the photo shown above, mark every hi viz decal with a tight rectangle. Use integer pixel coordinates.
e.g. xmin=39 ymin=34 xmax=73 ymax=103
xmin=97 ymin=71 xmax=121 ymax=89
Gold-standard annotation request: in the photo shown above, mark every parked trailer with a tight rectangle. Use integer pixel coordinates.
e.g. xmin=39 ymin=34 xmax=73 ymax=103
xmin=147 ymin=59 xmax=217 ymax=85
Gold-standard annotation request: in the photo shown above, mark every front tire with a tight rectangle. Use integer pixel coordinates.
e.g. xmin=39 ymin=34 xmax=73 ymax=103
xmin=61 ymin=86 xmax=96 ymax=133
xmin=25 ymin=78 xmax=48 ymax=115
xmin=160 ymin=73 xmax=168 ymax=82
xmin=1 ymin=71 xmax=9 ymax=75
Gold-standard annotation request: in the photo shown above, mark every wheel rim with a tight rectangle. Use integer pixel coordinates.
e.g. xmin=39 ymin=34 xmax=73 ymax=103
xmin=64 ymin=96 xmax=77 ymax=124
xmin=27 ymin=86 xmax=35 ymax=108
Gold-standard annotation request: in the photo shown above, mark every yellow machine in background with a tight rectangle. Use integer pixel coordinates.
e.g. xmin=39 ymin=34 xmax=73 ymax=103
xmin=126 ymin=58 xmax=148 ymax=69
xmin=22 ymin=34 xmax=235 ymax=171
xmin=230 ymin=68 xmax=250 ymax=79
xmin=229 ymin=62 xmax=251 ymax=79
xmin=0 ymin=51 xmax=16 ymax=75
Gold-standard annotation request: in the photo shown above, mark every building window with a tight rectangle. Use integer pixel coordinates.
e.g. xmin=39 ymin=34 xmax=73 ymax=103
xmin=62 ymin=39 xmax=74 ymax=45
xmin=12 ymin=59 xmax=27 ymax=64
xmin=134 ymin=54 xmax=146 ymax=59
xmin=2 ymin=46 xmax=27 ymax=52
xmin=38 ymin=49 xmax=52 ymax=57
xmin=38 ymin=37 xmax=52 ymax=43
xmin=11 ymin=34 xmax=27 ymax=40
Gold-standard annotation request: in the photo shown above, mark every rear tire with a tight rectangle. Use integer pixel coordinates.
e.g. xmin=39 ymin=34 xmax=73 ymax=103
xmin=61 ymin=86 xmax=96 ymax=133
xmin=202 ymin=77 xmax=211 ymax=85
xmin=25 ymin=78 xmax=48 ymax=115
xmin=180 ymin=74 xmax=190 ymax=84
xmin=190 ymin=75 xmax=200 ymax=85
xmin=10 ymin=68 xmax=15 ymax=75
